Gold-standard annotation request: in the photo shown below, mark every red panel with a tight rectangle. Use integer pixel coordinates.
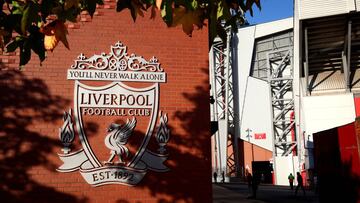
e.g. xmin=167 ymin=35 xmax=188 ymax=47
xmin=290 ymin=111 xmax=296 ymax=155
xmin=354 ymin=97 xmax=360 ymax=117
xmin=337 ymin=123 xmax=360 ymax=176
xmin=301 ymin=170 xmax=307 ymax=186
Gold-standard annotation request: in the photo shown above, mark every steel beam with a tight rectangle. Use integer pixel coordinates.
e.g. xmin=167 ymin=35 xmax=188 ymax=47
xmin=342 ymin=51 xmax=349 ymax=91
xmin=268 ymin=48 xmax=296 ymax=157
xmin=347 ymin=20 xmax=352 ymax=90
xmin=209 ymin=46 xmax=222 ymax=174
xmin=304 ymin=27 xmax=310 ymax=95
xmin=209 ymin=27 xmax=239 ymax=180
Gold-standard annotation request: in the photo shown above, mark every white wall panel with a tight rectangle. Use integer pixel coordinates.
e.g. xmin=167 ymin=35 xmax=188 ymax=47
xmin=275 ymin=156 xmax=298 ymax=186
xmin=234 ymin=20 xmax=294 ymax=150
xmin=239 ymin=77 xmax=273 ymax=151
xmin=298 ymin=0 xmax=351 ymax=20
xmin=302 ymin=93 xmax=356 ymax=134
xmin=349 ymin=0 xmax=357 ymax=11
xmin=233 ymin=26 xmax=255 ymax=130
xmin=254 ymin=18 xmax=293 ymax=39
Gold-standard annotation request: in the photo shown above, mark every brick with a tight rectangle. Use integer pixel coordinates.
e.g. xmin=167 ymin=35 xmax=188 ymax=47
xmin=94 ymin=11 xmax=104 ymax=16
xmin=0 ymin=7 xmax=211 ymax=203
xmin=67 ymin=23 xmax=81 ymax=29
xmin=103 ymin=4 xmax=115 ymax=9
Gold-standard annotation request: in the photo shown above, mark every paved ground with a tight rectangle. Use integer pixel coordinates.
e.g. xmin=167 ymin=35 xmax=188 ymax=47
xmin=213 ymin=183 xmax=319 ymax=203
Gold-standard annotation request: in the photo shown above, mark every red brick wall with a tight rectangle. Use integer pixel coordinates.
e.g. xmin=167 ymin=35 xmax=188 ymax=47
xmin=240 ymin=140 xmax=272 ymax=173
xmin=0 ymin=3 xmax=211 ymax=203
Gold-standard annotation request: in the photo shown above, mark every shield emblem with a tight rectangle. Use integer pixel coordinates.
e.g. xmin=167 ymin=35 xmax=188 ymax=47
xmin=57 ymin=41 xmax=170 ymax=187
xmin=74 ymin=81 xmax=159 ymax=168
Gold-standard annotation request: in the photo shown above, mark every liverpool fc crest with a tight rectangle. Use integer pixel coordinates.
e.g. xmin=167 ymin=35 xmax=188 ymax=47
xmin=57 ymin=42 xmax=170 ymax=186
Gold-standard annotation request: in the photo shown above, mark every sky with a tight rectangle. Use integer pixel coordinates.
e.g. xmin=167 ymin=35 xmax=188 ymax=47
xmin=245 ymin=0 xmax=294 ymax=25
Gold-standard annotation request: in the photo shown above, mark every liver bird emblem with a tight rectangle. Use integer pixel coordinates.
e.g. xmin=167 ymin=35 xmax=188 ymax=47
xmin=104 ymin=117 xmax=137 ymax=165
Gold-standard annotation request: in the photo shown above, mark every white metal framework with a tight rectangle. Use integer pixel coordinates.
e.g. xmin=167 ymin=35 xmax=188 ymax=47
xmin=267 ymin=49 xmax=297 ymax=157
xmin=210 ymin=28 xmax=239 ymax=178
xmin=251 ymin=30 xmax=297 ymax=157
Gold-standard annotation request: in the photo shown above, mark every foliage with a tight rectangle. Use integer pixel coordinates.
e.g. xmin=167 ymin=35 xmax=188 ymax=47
xmin=0 ymin=0 xmax=260 ymax=67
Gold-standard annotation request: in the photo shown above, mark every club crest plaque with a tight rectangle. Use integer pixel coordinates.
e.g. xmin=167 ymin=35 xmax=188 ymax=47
xmin=57 ymin=42 xmax=170 ymax=187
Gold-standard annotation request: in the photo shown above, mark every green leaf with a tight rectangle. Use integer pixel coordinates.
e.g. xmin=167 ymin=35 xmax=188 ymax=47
xmin=239 ymin=0 xmax=246 ymax=12
xmin=209 ymin=0 xmax=218 ymax=45
xmin=245 ymin=0 xmax=261 ymax=16
xmin=115 ymin=0 xmax=145 ymax=22
xmin=216 ymin=21 xmax=227 ymax=44
xmin=83 ymin=0 xmax=97 ymax=17
xmin=116 ymin=0 xmax=131 ymax=12
xmin=57 ymin=6 xmax=80 ymax=22
xmin=129 ymin=1 xmax=137 ymax=21
xmin=19 ymin=38 xmax=31 ymax=66
xmin=0 ymin=12 xmax=13 ymax=44
xmin=21 ymin=1 xmax=40 ymax=34
xmin=6 ymin=14 xmax=22 ymax=34
xmin=217 ymin=0 xmax=230 ymax=21
xmin=29 ymin=26 xmax=46 ymax=62
xmin=40 ymin=0 xmax=55 ymax=21
xmin=161 ymin=0 xmax=172 ymax=26
xmin=191 ymin=0 xmax=197 ymax=9
xmin=2 ymin=31 xmax=12 ymax=46
xmin=5 ymin=38 xmax=20 ymax=52
xmin=12 ymin=0 xmax=25 ymax=15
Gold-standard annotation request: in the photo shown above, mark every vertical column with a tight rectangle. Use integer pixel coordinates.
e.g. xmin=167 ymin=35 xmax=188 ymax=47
xmin=223 ymin=30 xmax=231 ymax=179
xmin=267 ymin=51 xmax=277 ymax=185
xmin=304 ymin=27 xmax=310 ymax=96
xmin=209 ymin=46 xmax=220 ymax=176
xmin=347 ymin=20 xmax=352 ymax=90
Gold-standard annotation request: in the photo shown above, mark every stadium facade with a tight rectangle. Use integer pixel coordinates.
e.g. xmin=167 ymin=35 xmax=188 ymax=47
xmin=211 ymin=0 xmax=360 ymax=188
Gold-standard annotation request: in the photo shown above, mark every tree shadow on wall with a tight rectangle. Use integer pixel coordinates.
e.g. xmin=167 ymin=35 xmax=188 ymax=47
xmin=317 ymin=159 xmax=360 ymax=203
xmin=314 ymin=127 xmax=360 ymax=203
xmin=316 ymin=158 xmax=360 ymax=203
xmin=0 ymin=70 xmax=90 ymax=203
xmin=117 ymin=68 xmax=213 ymax=203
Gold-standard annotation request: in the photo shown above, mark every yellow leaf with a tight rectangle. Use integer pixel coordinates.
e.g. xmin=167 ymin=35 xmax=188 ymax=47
xmin=172 ymin=7 xmax=204 ymax=36
xmin=156 ymin=0 xmax=162 ymax=9
xmin=44 ymin=35 xmax=58 ymax=51
xmin=41 ymin=20 xmax=69 ymax=51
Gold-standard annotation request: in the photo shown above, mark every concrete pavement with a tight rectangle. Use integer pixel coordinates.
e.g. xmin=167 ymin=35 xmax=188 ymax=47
xmin=213 ymin=183 xmax=319 ymax=203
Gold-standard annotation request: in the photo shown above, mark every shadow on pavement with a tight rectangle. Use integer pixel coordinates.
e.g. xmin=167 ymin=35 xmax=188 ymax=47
xmin=213 ymin=183 xmax=319 ymax=203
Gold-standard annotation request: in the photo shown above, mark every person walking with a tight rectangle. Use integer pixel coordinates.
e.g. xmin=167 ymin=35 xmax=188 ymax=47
xmin=250 ymin=173 xmax=260 ymax=199
xmin=213 ymin=171 xmax=218 ymax=183
xmin=288 ymin=173 xmax=295 ymax=190
xmin=221 ymin=171 xmax=225 ymax=183
xmin=295 ymin=172 xmax=306 ymax=196
xmin=246 ymin=171 xmax=252 ymax=192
